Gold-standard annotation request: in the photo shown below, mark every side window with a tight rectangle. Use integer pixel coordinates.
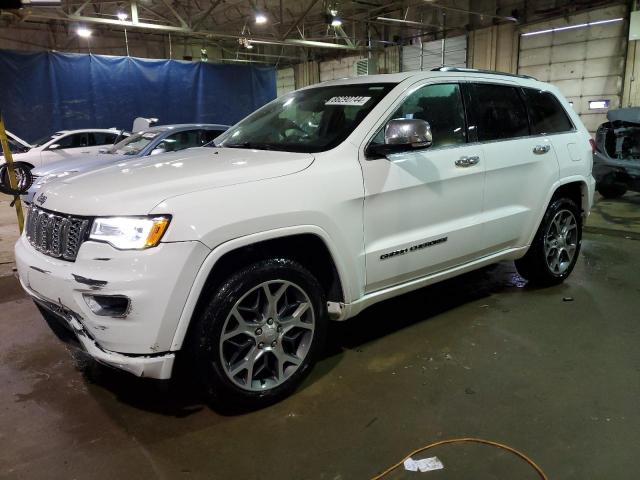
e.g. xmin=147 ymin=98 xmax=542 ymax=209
xmin=201 ymin=129 xmax=226 ymax=144
xmin=523 ymin=88 xmax=573 ymax=134
xmin=52 ymin=133 xmax=87 ymax=149
xmin=468 ymin=83 xmax=529 ymax=141
xmin=160 ymin=130 xmax=202 ymax=152
xmin=89 ymin=132 xmax=118 ymax=146
xmin=373 ymin=83 xmax=467 ymax=149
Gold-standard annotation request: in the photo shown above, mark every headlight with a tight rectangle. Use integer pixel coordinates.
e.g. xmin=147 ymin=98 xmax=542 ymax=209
xmin=89 ymin=216 xmax=171 ymax=250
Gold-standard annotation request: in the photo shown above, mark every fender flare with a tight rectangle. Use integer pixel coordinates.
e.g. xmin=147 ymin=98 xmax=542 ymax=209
xmin=169 ymin=225 xmax=353 ymax=351
xmin=524 ymin=175 xmax=593 ymax=247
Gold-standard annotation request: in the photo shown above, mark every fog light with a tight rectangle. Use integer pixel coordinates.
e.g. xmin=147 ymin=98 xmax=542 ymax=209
xmin=83 ymin=294 xmax=130 ymax=317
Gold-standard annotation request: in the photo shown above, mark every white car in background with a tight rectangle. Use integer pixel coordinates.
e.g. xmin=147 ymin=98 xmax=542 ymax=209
xmin=7 ymin=128 xmax=128 ymax=169
xmin=1 ymin=131 xmax=31 ymax=156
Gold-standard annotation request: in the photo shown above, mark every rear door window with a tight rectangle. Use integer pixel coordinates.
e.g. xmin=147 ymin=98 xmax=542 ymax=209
xmin=88 ymin=132 xmax=118 ymax=146
xmin=201 ymin=129 xmax=226 ymax=144
xmin=522 ymin=88 xmax=573 ymax=134
xmin=467 ymin=83 xmax=529 ymax=142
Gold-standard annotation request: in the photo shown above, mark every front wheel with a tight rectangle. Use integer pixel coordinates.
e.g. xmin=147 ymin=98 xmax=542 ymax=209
xmin=189 ymin=259 xmax=327 ymax=408
xmin=515 ymin=197 xmax=582 ymax=286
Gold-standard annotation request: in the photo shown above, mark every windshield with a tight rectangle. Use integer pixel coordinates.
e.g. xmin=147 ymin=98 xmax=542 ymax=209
xmin=216 ymin=83 xmax=396 ymax=153
xmin=109 ymin=131 xmax=159 ymax=155
xmin=32 ymin=134 xmax=61 ymax=147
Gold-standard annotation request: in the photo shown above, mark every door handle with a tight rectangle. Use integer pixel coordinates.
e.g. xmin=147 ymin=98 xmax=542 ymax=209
xmin=533 ymin=144 xmax=551 ymax=155
xmin=455 ymin=155 xmax=480 ymax=167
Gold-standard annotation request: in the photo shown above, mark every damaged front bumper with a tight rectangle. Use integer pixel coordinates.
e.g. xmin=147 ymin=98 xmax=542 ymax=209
xmin=14 ymin=231 xmax=211 ymax=379
xmin=23 ymin=280 xmax=176 ymax=379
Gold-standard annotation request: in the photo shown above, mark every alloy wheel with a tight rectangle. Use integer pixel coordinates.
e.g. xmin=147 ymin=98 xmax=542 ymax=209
xmin=219 ymin=280 xmax=315 ymax=391
xmin=544 ymin=209 xmax=578 ymax=275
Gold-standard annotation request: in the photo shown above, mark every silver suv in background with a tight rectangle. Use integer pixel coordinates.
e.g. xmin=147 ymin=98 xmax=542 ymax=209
xmin=24 ymin=124 xmax=230 ymax=203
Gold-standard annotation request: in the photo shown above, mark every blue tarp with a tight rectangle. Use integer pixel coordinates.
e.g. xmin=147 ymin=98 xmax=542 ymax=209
xmin=0 ymin=49 xmax=276 ymax=142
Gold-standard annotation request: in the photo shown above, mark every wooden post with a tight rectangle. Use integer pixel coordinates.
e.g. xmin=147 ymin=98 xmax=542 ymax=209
xmin=0 ymin=113 xmax=26 ymax=233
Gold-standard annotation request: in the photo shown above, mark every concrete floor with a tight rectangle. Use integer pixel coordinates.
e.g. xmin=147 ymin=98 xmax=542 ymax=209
xmin=1 ymin=194 xmax=640 ymax=479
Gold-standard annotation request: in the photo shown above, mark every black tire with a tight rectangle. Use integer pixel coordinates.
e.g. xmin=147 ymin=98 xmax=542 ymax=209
xmin=0 ymin=161 xmax=34 ymax=195
xmin=515 ymin=197 xmax=582 ymax=286
xmin=188 ymin=258 xmax=327 ymax=409
xmin=597 ymin=182 xmax=627 ymax=199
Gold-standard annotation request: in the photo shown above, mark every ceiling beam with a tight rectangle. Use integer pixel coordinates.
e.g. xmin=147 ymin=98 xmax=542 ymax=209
xmin=160 ymin=0 xmax=188 ymax=28
xmin=73 ymin=0 xmax=92 ymax=16
xmin=280 ymin=0 xmax=321 ymax=41
xmin=25 ymin=12 xmax=360 ymax=50
xmin=191 ymin=0 xmax=224 ymax=30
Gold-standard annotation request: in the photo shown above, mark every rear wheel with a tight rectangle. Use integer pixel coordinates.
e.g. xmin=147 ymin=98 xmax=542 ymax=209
xmin=189 ymin=259 xmax=327 ymax=408
xmin=515 ymin=197 xmax=582 ymax=286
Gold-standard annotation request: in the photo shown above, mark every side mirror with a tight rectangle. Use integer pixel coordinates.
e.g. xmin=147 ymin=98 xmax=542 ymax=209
xmin=150 ymin=147 xmax=166 ymax=156
xmin=48 ymin=143 xmax=61 ymax=150
xmin=366 ymin=119 xmax=433 ymax=157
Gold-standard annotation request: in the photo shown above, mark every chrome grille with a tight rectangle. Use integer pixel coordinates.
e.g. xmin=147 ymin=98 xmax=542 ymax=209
xmin=25 ymin=206 xmax=90 ymax=261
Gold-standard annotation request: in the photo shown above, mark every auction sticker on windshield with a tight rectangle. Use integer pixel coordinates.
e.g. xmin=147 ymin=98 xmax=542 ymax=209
xmin=325 ymin=96 xmax=371 ymax=106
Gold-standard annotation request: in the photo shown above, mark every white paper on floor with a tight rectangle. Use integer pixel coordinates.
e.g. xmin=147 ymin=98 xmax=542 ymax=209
xmin=403 ymin=456 xmax=444 ymax=472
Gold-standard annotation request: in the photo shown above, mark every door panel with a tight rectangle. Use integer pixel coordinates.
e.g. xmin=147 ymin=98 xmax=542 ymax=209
xmin=361 ymin=81 xmax=486 ymax=292
xmin=40 ymin=133 xmax=91 ymax=164
xmin=362 ymin=146 xmax=485 ymax=292
xmin=479 ymin=137 xmax=559 ymax=251
xmin=464 ymin=83 xmax=561 ymax=252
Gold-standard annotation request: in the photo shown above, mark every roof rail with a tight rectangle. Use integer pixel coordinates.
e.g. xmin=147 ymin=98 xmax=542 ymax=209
xmin=430 ymin=66 xmax=537 ymax=81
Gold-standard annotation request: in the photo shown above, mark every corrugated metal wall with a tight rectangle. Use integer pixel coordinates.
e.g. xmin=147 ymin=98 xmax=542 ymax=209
xmin=518 ymin=4 xmax=628 ymax=133
xmin=378 ymin=46 xmax=401 ymax=74
xmin=276 ymin=67 xmax=295 ymax=96
xmin=401 ymin=35 xmax=467 ymax=72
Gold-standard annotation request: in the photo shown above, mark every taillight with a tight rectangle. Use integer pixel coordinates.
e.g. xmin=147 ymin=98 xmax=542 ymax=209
xmin=589 ymin=138 xmax=597 ymax=153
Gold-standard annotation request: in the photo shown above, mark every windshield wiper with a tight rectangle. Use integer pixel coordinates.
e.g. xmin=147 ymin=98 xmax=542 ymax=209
xmin=223 ymin=142 xmax=278 ymax=151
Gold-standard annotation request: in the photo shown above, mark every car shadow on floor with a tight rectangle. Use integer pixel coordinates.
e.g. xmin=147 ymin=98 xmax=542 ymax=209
xmin=76 ymin=261 xmax=531 ymax=417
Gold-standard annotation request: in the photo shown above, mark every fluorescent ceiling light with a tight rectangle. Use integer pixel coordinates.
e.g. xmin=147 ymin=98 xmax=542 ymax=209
xmin=331 ymin=18 xmax=342 ymax=27
xmin=77 ymin=27 xmax=92 ymax=37
xmin=116 ymin=11 xmax=128 ymax=21
xmin=589 ymin=100 xmax=610 ymax=109
xmin=255 ymin=13 xmax=267 ymax=24
xmin=522 ymin=17 xmax=623 ymax=36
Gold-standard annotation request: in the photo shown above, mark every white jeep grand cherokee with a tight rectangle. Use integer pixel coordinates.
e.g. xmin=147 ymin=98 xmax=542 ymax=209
xmin=15 ymin=68 xmax=595 ymax=407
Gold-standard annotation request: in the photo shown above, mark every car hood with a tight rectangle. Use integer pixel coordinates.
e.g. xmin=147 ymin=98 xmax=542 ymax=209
xmin=32 ymin=153 xmax=130 ymax=177
xmin=33 ymin=147 xmax=315 ymax=215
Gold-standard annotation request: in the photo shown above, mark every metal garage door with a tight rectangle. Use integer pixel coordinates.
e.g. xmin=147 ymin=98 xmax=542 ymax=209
xmin=518 ymin=5 xmax=628 ymax=134
xmin=401 ymin=35 xmax=467 ymax=72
